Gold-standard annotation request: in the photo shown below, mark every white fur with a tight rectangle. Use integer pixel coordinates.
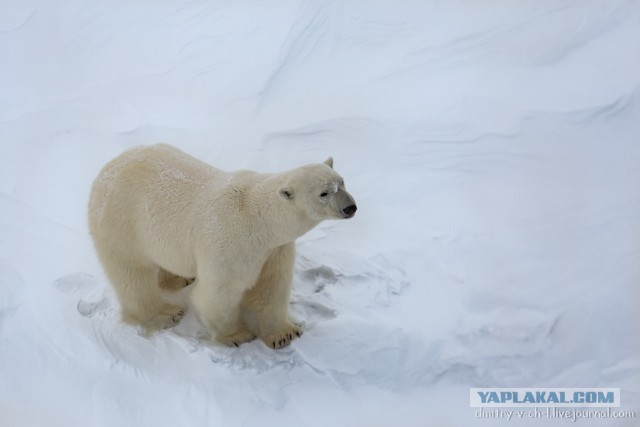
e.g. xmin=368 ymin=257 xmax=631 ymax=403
xmin=88 ymin=144 xmax=355 ymax=348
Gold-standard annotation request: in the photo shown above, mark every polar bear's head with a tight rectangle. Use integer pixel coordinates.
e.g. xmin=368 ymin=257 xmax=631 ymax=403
xmin=278 ymin=157 xmax=357 ymax=222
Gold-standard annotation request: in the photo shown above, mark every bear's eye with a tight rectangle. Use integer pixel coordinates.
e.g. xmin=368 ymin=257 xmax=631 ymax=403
xmin=320 ymin=192 xmax=328 ymax=198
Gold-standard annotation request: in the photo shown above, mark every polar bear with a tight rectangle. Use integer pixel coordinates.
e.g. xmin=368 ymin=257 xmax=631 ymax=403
xmin=88 ymin=144 xmax=357 ymax=348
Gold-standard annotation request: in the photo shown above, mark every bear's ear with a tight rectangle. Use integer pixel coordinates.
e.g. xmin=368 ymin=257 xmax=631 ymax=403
xmin=324 ymin=157 xmax=334 ymax=169
xmin=278 ymin=187 xmax=294 ymax=200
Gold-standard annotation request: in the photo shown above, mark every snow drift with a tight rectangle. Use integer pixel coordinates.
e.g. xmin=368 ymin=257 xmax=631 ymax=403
xmin=1 ymin=0 xmax=639 ymax=426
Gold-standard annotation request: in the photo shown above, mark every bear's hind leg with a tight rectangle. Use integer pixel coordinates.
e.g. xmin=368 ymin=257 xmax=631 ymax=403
xmin=241 ymin=242 xmax=302 ymax=349
xmin=99 ymin=253 xmax=186 ymax=331
xmin=158 ymin=268 xmax=195 ymax=291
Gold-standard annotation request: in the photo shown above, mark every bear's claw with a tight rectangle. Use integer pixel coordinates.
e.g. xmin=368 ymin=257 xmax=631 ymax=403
xmin=158 ymin=270 xmax=194 ymax=291
xmin=217 ymin=327 xmax=256 ymax=347
xmin=264 ymin=324 xmax=303 ymax=349
xmin=171 ymin=310 xmax=185 ymax=323
xmin=144 ymin=304 xmax=186 ymax=330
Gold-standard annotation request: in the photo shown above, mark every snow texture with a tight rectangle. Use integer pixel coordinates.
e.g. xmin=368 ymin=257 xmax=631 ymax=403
xmin=1 ymin=1 xmax=639 ymax=426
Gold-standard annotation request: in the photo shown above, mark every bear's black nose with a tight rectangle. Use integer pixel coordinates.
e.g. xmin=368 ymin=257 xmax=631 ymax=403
xmin=343 ymin=205 xmax=357 ymax=216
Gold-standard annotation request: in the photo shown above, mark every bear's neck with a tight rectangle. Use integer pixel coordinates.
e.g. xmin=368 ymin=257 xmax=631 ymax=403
xmin=245 ymin=175 xmax=320 ymax=249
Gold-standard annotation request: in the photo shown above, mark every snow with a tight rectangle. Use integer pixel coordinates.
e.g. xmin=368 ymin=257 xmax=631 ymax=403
xmin=1 ymin=0 xmax=639 ymax=426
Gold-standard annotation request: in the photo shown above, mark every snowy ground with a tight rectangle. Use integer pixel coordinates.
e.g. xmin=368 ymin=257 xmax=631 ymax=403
xmin=1 ymin=1 xmax=639 ymax=426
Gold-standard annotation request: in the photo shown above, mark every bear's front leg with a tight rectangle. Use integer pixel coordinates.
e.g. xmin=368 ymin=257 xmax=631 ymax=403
xmin=191 ymin=275 xmax=256 ymax=347
xmin=241 ymin=242 xmax=303 ymax=349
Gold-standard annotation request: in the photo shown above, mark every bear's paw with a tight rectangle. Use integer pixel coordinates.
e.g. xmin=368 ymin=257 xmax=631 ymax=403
xmin=149 ymin=304 xmax=186 ymax=329
xmin=263 ymin=324 xmax=303 ymax=349
xmin=217 ymin=327 xmax=257 ymax=347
